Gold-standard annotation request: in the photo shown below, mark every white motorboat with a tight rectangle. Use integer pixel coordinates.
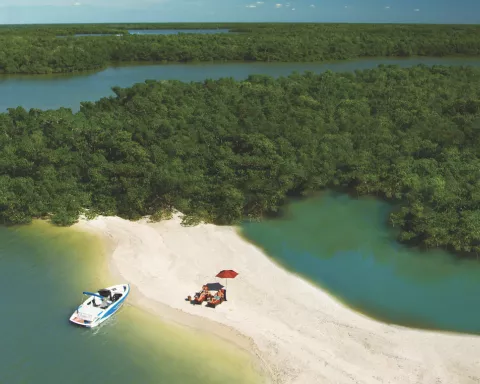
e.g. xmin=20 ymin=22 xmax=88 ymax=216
xmin=69 ymin=284 xmax=130 ymax=328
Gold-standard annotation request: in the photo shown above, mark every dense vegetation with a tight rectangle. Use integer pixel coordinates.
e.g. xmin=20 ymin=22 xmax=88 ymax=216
xmin=2 ymin=23 xmax=480 ymax=74
xmin=1 ymin=64 xmax=479 ymax=254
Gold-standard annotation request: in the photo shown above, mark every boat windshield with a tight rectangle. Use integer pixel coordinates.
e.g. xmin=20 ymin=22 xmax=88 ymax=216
xmin=98 ymin=289 xmax=111 ymax=298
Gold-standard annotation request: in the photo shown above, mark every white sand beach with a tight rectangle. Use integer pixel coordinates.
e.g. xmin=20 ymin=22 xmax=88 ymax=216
xmin=78 ymin=213 xmax=480 ymax=384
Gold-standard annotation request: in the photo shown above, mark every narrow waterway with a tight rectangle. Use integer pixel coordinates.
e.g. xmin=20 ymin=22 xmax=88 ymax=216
xmin=58 ymin=29 xmax=231 ymax=37
xmin=128 ymin=29 xmax=231 ymax=35
xmin=1 ymin=57 xmax=479 ymax=112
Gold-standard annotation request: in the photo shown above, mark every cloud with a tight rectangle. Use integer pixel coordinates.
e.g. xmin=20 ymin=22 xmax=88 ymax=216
xmin=414 ymin=8 xmax=420 ymax=11
xmin=256 ymin=1 xmax=264 ymax=3
xmin=245 ymin=4 xmax=256 ymax=7
xmin=73 ymin=1 xmax=81 ymax=5
xmin=274 ymin=3 xmax=282 ymax=7
xmin=291 ymin=7 xmax=295 ymax=10
xmin=309 ymin=4 xmax=315 ymax=7
xmin=384 ymin=5 xmax=390 ymax=9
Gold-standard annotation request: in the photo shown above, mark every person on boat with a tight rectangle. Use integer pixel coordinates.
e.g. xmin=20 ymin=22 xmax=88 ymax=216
xmin=100 ymin=297 xmax=110 ymax=308
xmin=92 ymin=296 xmax=102 ymax=307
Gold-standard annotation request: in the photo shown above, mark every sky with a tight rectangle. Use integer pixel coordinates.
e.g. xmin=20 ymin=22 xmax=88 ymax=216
xmin=0 ymin=0 xmax=479 ymax=25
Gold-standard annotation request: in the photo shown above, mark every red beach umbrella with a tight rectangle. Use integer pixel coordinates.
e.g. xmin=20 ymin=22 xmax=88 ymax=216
xmin=216 ymin=270 xmax=238 ymax=291
xmin=216 ymin=270 xmax=238 ymax=279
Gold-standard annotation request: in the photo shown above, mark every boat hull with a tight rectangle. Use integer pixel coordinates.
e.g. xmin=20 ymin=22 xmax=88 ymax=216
xmin=69 ymin=284 xmax=130 ymax=328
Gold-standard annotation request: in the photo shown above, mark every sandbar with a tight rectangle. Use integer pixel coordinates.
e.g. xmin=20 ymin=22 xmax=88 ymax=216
xmin=77 ymin=213 xmax=480 ymax=384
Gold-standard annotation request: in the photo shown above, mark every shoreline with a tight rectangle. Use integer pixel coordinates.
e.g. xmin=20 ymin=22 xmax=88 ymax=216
xmin=110 ymin=260 xmax=275 ymax=383
xmin=76 ymin=213 xmax=480 ymax=384
xmin=78 ymin=217 xmax=275 ymax=383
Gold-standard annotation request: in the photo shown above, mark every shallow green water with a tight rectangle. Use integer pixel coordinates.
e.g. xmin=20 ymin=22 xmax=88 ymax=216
xmin=241 ymin=192 xmax=480 ymax=334
xmin=1 ymin=57 xmax=480 ymax=112
xmin=0 ymin=222 xmax=264 ymax=384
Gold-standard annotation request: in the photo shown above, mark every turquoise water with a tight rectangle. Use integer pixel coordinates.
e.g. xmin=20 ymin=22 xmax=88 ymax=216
xmin=0 ymin=222 xmax=264 ymax=384
xmin=1 ymin=57 xmax=480 ymax=112
xmin=241 ymin=192 xmax=480 ymax=334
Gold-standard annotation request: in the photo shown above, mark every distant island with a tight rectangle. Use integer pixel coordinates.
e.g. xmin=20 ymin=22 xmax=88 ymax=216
xmin=1 ymin=65 xmax=479 ymax=254
xmin=1 ymin=23 xmax=480 ymax=74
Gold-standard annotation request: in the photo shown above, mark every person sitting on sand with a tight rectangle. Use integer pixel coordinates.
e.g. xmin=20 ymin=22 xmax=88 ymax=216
xmin=195 ymin=286 xmax=209 ymax=302
xmin=212 ymin=289 xmax=224 ymax=302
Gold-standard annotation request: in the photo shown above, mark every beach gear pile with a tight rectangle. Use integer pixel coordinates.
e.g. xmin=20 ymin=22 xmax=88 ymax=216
xmin=186 ymin=270 xmax=238 ymax=308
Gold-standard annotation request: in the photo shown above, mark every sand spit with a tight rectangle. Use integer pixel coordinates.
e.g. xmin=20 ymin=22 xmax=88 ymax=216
xmin=77 ymin=213 xmax=480 ymax=384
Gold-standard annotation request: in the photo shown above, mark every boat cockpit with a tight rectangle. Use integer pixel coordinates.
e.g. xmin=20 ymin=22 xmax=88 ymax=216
xmin=87 ymin=287 xmax=125 ymax=309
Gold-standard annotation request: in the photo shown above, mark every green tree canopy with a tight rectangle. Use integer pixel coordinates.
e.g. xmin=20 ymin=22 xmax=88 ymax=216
xmin=1 ymin=65 xmax=480 ymax=256
xmin=1 ymin=23 xmax=480 ymax=74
